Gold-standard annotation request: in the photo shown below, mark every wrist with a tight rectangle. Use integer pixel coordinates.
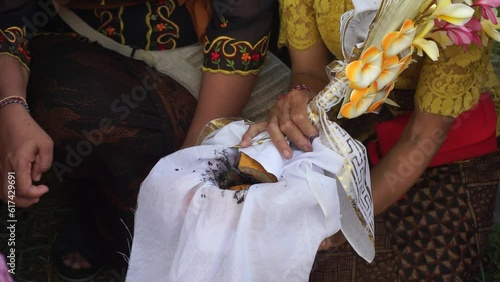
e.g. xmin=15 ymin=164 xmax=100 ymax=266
xmin=0 ymin=102 xmax=32 ymax=126
xmin=280 ymin=84 xmax=316 ymax=101
xmin=0 ymin=96 xmax=30 ymax=113
xmin=288 ymin=84 xmax=312 ymax=93
xmin=287 ymin=84 xmax=316 ymax=102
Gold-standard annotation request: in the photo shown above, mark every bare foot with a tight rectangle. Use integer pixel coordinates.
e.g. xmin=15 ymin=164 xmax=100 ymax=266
xmin=62 ymin=252 xmax=92 ymax=270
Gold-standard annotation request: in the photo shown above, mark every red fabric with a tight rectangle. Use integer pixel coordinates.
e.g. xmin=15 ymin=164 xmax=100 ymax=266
xmin=368 ymin=93 xmax=498 ymax=167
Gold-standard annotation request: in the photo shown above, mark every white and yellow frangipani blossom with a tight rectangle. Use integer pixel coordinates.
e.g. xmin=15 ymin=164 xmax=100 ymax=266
xmin=381 ymin=20 xmax=417 ymax=57
xmin=430 ymin=0 xmax=475 ymax=25
xmin=427 ymin=29 xmax=454 ymax=48
xmin=412 ymin=20 xmax=440 ymax=60
xmin=375 ymin=55 xmax=408 ymax=90
xmin=345 ymin=46 xmax=384 ymax=90
xmin=481 ymin=9 xmax=500 ymax=41
xmin=340 ymin=83 xmax=380 ymax=118
xmin=367 ymin=83 xmax=395 ymax=113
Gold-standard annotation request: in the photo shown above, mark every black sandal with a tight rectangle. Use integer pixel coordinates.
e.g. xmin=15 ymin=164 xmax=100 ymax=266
xmin=53 ymin=213 xmax=103 ymax=282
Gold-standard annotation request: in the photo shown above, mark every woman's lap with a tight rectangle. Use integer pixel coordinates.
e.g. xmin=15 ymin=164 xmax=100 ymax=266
xmin=310 ymin=150 xmax=500 ymax=281
xmin=25 ymin=34 xmax=197 ymax=262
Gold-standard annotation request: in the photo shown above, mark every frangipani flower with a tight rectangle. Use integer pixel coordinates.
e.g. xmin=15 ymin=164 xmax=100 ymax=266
xmin=472 ymin=0 xmax=500 ymax=24
xmin=381 ymin=20 xmax=416 ymax=57
xmin=339 ymin=0 xmax=500 ymax=119
xmin=427 ymin=29 xmax=454 ymax=47
xmin=434 ymin=17 xmax=482 ymax=50
xmin=346 ymin=46 xmax=383 ymax=89
xmin=367 ymin=83 xmax=395 ymax=113
xmin=430 ymin=0 xmax=475 ymax=25
xmin=340 ymin=83 xmax=379 ymax=118
xmin=481 ymin=12 xmax=500 ymax=41
xmin=375 ymin=55 xmax=409 ymax=90
xmin=412 ymin=20 xmax=440 ymax=60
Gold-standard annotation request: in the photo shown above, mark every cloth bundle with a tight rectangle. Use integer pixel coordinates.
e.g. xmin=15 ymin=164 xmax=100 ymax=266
xmin=126 ymin=121 xmax=346 ymax=281
xmin=127 ymin=0 xmax=382 ymax=280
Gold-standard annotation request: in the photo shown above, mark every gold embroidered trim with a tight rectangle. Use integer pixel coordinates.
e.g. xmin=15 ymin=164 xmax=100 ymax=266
xmin=201 ymin=65 xmax=263 ymax=76
xmin=145 ymin=1 xmax=153 ymax=50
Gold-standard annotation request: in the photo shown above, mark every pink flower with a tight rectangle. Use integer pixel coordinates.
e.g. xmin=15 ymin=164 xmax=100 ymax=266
xmin=472 ymin=0 xmax=500 ymax=25
xmin=434 ymin=17 xmax=482 ymax=50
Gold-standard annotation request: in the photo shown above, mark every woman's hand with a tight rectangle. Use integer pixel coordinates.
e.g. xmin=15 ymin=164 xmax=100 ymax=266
xmin=240 ymin=89 xmax=319 ymax=159
xmin=0 ymin=105 xmax=53 ymax=207
xmin=318 ymin=231 xmax=347 ymax=251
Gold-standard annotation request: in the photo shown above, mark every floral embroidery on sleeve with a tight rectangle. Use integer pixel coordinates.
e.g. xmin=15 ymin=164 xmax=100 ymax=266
xmin=86 ymin=0 xmax=181 ymax=51
xmin=95 ymin=7 xmax=125 ymax=44
xmin=202 ymin=34 xmax=270 ymax=76
xmin=0 ymin=26 xmax=30 ymax=70
xmin=146 ymin=0 xmax=180 ymax=50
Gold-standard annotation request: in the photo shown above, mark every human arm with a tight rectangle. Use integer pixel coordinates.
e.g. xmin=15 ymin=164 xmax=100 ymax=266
xmin=0 ymin=1 xmax=53 ymax=207
xmin=182 ymin=73 xmax=257 ymax=147
xmin=316 ymin=113 xmax=451 ymax=250
xmin=239 ymin=0 xmax=334 ymax=154
xmin=181 ymin=0 xmax=275 ymax=147
xmin=240 ymin=42 xmax=331 ymax=157
xmin=371 ymin=42 xmax=490 ymax=214
xmin=370 ymin=108 xmax=453 ymax=214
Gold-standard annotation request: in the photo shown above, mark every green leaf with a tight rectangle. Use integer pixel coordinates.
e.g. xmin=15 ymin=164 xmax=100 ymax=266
xmin=150 ymin=14 xmax=158 ymax=21
xmin=238 ymin=45 xmax=247 ymax=53
xmin=226 ymin=59 xmax=234 ymax=68
xmin=214 ymin=41 xmax=222 ymax=52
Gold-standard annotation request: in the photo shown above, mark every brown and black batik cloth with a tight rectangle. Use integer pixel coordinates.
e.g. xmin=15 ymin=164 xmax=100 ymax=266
xmin=310 ymin=150 xmax=499 ymax=282
xmin=0 ymin=0 xmax=275 ymax=265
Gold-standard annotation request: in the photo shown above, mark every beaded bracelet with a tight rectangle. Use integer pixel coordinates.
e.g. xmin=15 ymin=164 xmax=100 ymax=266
xmin=279 ymin=84 xmax=314 ymax=100
xmin=0 ymin=96 xmax=30 ymax=112
xmin=289 ymin=84 xmax=312 ymax=93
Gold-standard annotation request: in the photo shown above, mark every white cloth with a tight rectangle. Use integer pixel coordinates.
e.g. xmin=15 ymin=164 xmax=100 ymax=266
xmin=352 ymin=0 xmax=381 ymax=12
xmin=126 ymin=121 xmax=344 ymax=282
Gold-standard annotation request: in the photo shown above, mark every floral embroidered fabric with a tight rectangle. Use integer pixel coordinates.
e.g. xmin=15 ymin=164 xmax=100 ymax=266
xmin=0 ymin=0 xmax=273 ymax=76
xmin=74 ymin=0 xmax=192 ymax=50
xmin=279 ymin=0 xmax=500 ymax=131
xmin=0 ymin=26 xmax=30 ymax=69
xmin=203 ymin=35 xmax=269 ymax=76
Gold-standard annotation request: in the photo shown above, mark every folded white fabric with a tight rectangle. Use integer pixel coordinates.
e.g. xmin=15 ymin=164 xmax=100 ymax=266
xmin=126 ymin=121 xmax=344 ymax=282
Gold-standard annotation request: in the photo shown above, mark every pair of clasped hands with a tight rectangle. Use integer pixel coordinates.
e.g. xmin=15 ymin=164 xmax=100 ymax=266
xmin=239 ymin=88 xmax=346 ymax=251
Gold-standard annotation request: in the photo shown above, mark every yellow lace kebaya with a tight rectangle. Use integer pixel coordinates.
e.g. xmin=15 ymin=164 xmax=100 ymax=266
xmin=278 ymin=0 xmax=500 ymax=135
